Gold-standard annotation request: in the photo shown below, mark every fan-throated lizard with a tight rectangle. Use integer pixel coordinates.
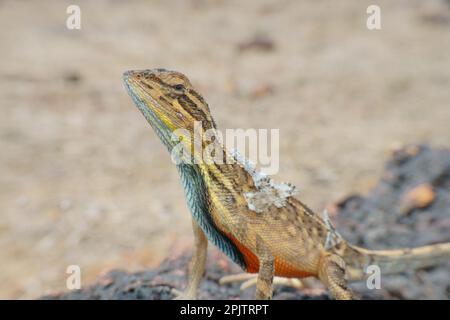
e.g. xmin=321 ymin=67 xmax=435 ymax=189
xmin=123 ymin=68 xmax=449 ymax=300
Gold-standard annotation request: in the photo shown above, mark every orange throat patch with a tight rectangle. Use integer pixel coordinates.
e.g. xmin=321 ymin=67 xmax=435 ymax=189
xmin=227 ymin=233 xmax=315 ymax=278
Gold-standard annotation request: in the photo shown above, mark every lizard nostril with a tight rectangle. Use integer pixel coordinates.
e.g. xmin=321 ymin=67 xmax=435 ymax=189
xmin=123 ymin=70 xmax=133 ymax=79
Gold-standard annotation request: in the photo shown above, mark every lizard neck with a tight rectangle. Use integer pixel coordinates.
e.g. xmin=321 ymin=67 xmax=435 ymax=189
xmin=176 ymin=163 xmax=247 ymax=270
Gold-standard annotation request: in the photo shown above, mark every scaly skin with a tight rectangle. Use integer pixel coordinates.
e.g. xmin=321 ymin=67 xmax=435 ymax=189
xmin=123 ymin=68 xmax=450 ymax=300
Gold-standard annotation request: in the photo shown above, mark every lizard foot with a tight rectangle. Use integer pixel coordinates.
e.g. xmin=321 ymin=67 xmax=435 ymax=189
xmin=219 ymin=273 xmax=304 ymax=291
xmin=170 ymin=288 xmax=197 ymax=300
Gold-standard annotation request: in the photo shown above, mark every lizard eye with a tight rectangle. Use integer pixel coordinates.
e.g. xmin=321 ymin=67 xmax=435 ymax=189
xmin=173 ymin=84 xmax=185 ymax=91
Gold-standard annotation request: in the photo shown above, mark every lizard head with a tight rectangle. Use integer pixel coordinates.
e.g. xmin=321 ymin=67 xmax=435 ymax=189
xmin=123 ymin=68 xmax=216 ymax=152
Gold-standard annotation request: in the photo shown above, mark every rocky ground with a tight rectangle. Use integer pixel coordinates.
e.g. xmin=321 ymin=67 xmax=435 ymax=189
xmin=43 ymin=145 xmax=450 ymax=300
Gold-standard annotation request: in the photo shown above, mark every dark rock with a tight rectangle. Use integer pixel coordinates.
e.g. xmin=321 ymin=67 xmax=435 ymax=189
xmin=42 ymin=144 xmax=449 ymax=300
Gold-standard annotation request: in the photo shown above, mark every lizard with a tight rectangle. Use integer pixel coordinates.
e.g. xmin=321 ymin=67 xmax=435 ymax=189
xmin=123 ymin=68 xmax=450 ymax=300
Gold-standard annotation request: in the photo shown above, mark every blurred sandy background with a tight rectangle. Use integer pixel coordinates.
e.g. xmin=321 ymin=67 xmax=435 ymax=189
xmin=0 ymin=0 xmax=449 ymax=298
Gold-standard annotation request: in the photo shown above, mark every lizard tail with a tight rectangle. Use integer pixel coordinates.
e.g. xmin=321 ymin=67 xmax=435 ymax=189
xmin=342 ymin=242 xmax=450 ymax=281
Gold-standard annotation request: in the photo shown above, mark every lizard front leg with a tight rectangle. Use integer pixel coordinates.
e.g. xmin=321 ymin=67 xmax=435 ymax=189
xmin=172 ymin=219 xmax=208 ymax=300
xmin=255 ymin=237 xmax=275 ymax=299
xmin=318 ymin=253 xmax=354 ymax=300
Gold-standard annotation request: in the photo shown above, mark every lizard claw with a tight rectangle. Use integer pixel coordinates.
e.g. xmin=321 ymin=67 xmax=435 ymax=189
xmin=219 ymin=273 xmax=305 ymax=291
xmin=170 ymin=288 xmax=197 ymax=300
xmin=219 ymin=273 xmax=258 ymax=291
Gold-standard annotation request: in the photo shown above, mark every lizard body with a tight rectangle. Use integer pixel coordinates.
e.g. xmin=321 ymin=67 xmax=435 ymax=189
xmin=123 ymin=68 xmax=450 ymax=299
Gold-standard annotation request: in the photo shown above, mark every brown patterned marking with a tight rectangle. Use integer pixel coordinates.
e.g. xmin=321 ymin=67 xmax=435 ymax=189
xmin=285 ymin=203 xmax=299 ymax=225
xmin=166 ymin=92 xmax=179 ymax=99
xmin=233 ymin=166 xmax=255 ymax=192
xmin=214 ymin=164 xmax=230 ymax=179
xmin=205 ymin=167 xmax=236 ymax=198
xmin=312 ymin=227 xmax=319 ymax=237
xmin=159 ymin=95 xmax=170 ymax=105
xmin=288 ymin=212 xmax=299 ymax=228
xmin=142 ymin=83 xmax=154 ymax=90
xmin=316 ymin=227 xmax=325 ymax=238
xmin=177 ymin=95 xmax=213 ymax=129
xmin=144 ymin=73 xmax=161 ymax=83
xmin=221 ymin=149 xmax=228 ymax=163
xmin=226 ymin=194 xmax=237 ymax=205
xmin=188 ymin=89 xmax=207 ymax=105
xmin=286 ymin=225 xmax=298 ymax=237
xmin=289 ymin=197 xmax=316 ymax=217
xmin=218 ymin=164 xmax=243 ymax=187
xmin=296 ymin=214 xmax=304 ymax=225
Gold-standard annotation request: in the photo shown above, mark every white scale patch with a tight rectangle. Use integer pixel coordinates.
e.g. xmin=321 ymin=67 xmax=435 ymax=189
xmin=230 ymin=149 xmax=297 ymax=213
xmin=230 ymin=149 xmax=343 ymax=250
xmin=321 ymin=209 xmax=343 ymax=250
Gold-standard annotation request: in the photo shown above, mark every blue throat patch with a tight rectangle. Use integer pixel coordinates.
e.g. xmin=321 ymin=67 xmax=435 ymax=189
xmin=177 ymin=163 xmax=247 ymax=270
